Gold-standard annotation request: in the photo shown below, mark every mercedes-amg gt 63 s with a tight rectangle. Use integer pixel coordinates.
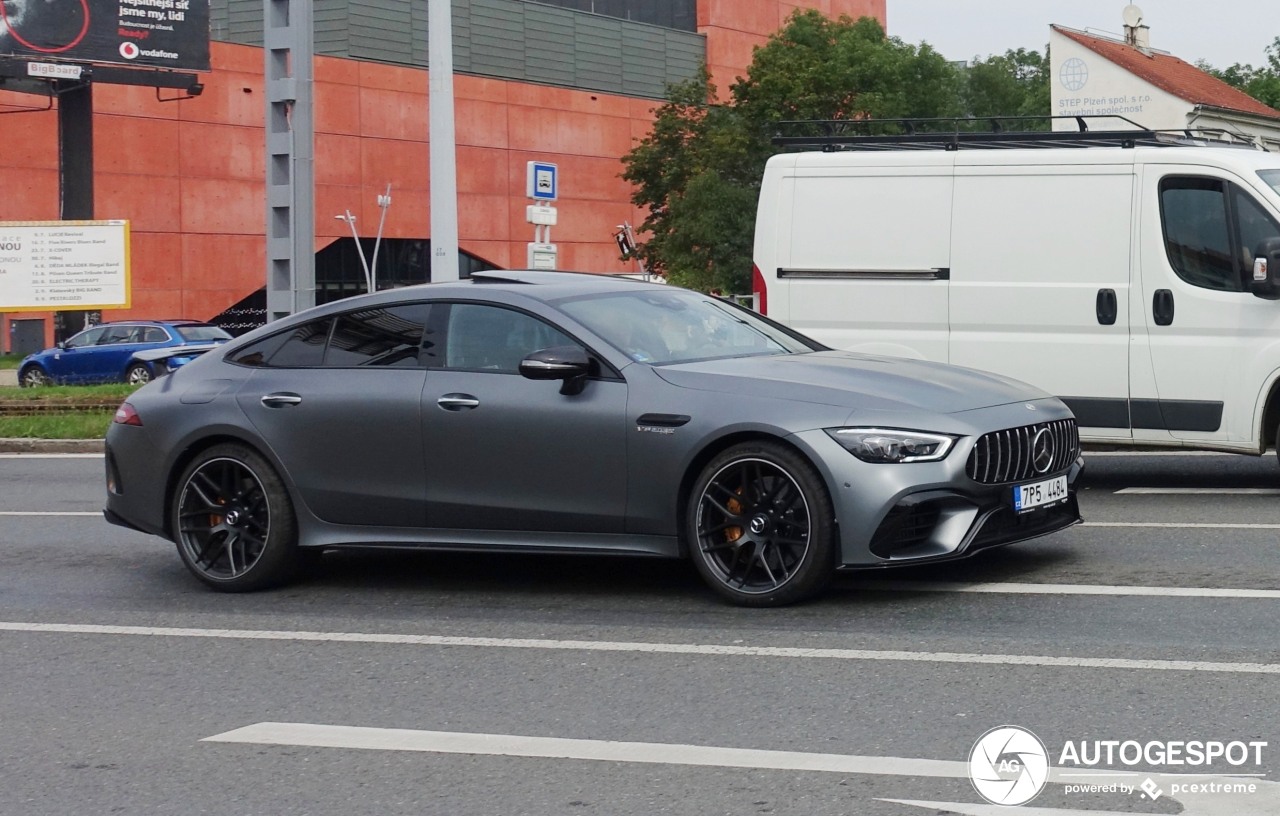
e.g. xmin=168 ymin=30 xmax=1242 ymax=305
xmin=105 ymin=271 xmax=1082 ymax=606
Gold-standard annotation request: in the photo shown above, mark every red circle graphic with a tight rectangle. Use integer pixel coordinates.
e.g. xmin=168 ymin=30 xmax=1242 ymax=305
xmin=0 ymin=0 xmax=91 ymax=54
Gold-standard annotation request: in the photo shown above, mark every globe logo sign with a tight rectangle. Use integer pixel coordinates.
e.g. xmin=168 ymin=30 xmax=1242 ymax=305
xmin=1060 ymin=57 xmax=1089 ymax=91
xmin=969 ymin=725 xmax=1050 ymax=806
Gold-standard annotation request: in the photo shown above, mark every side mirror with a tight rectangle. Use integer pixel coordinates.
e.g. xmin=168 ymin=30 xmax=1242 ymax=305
xmin=1249 ymin=238 xmax=1280 ymax=300
xmin=55 ymin=341 xmax=66 ymax=350
xmin=519 ymin=345 xmax=592 ymax=395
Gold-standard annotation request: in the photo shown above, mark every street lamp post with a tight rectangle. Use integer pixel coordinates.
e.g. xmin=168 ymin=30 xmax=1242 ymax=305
xmin=334 ymin=210 xmax=372 ymax=294
xmin=371 ymin=183 xmax=392 ymax=292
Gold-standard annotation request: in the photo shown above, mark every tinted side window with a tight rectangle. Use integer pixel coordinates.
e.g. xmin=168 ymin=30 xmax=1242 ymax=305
xmin=1233 ymin=186 xmax=1280 ymax=276
xmin=65 ymin=327 xmax=106 ymax=348
xmin=439 ymin=304 xmax=575 ymax=373
xmin=99 ymin=325 xmax=138 ymax=344
xmin=1159 ymin=177 xmax=1238 ymax=292
xmin=266 ymin=319 xmax=331 ymax=367
xmin=324 ymin=303 xmax=431 ymax=367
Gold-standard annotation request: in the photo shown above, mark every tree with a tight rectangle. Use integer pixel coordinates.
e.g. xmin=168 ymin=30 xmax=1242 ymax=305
xmin=1197 ymin=36 xmax=1280 ymax=110
xmin=622 ymin=11 xmax=962 ymax=293
xmin=963 ymin=47 xmax=1051 ymax=126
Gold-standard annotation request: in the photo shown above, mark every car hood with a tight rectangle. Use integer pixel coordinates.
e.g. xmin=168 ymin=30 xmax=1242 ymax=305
xmin=652 ymin=351 xmax=1051 ymax=414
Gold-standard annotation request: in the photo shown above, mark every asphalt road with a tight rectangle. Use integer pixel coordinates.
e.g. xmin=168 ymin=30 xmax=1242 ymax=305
xmin=1 ymin=452 xmax=1279 ymax=815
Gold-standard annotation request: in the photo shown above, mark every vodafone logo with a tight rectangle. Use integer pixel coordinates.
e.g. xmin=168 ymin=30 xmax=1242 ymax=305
xmin=119 ymin=41 xmax=139 ymax=60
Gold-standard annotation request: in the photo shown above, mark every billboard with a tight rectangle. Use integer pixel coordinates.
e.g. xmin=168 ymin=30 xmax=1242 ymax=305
xmin=0 ymin=0 xmax=209 ymax=72
xmin=0 ymin=220 xmax=131 ymax=312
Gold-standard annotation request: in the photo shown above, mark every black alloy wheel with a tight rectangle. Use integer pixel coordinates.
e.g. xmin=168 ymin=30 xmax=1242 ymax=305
xmin=172 ymin=443 xmax=299 ymax=592
xmin=688 ymin=441 xmax=835 ymax=606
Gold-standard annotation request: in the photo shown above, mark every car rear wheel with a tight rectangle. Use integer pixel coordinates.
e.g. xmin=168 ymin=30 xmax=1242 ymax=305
xmin=19 ymin=366 xmax=49 ymax=388
xmin=172 ymin=443 xmax=299 ymax=592
xmin=687 ymin=441 xmax=835 ymax=607
xmin=126 ymin=363 xmax=153 ymax=385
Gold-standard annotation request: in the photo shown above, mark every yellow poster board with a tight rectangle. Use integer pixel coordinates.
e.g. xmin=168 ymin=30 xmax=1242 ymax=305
xmin=0 ymin=220 xmax=131 ymax=312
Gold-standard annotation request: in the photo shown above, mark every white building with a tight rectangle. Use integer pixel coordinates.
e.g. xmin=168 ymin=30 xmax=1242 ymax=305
xmin=1049 ymin=21 xmax=1280 ymax=150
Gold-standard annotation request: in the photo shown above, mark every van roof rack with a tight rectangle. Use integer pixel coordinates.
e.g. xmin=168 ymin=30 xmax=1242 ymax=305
xmin=771 ymin=115 xmax=1264 ymax=151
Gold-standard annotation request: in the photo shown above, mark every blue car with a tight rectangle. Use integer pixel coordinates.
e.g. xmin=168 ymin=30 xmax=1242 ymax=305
xmin=18 ymin=320 xmax=232 ymax=387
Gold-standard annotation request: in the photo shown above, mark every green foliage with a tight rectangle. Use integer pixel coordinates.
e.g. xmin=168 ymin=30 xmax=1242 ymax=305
xmin=622 ymin=11 xmax=963 ymax=293
xmin=1198 ymin=36 xmax=1280 ymax=110
xmin=963 ymin=48 xmax=1051 ymax=127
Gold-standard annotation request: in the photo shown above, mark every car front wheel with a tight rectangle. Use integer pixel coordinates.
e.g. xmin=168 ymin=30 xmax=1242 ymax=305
xmin=126 ymin=363 xmax=153 ymax=385
xmin=19 ymin=366 xmax=49 ymax=387
xmin=172 ymin=443 xmax=299 ymax=592
xmin=687 ymin=441 xmax=836 ymax=607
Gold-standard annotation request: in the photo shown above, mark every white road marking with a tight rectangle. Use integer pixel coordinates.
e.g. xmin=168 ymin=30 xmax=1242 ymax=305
xmin=1083 ymin=521 xmax=1280 ymax=529
xmin=0 ymin=511 xmax=100 ymax=517
xmin=1083 ymin=451 xmax=1238 ymax=457
xmin=204 ymin=723 xmax=1278 ymax=816
xmin=204 ymin=722 xmax=965 ymax=776
xmin=0 ymin=453 xmax=103 ymax=459
xmin=854 ymin=581 xmax=1280 ymax=599
xmin=2 ymin=621 xmax=1277 ymax=674
xmin=1115 ymin=487 xmax=1280 ymax=495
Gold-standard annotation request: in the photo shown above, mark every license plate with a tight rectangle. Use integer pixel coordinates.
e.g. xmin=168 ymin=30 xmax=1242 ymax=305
xmin=1013 ymin=475 xmax=1068 ymax=513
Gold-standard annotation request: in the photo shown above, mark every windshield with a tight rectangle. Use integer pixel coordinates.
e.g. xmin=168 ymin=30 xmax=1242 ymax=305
xmin=176 ymin=325 xmax=233 ymax=342
xmin=555 ymin=289 xmax=815 ymax=364
xmin=1262 ymin=170 xmax=1280 ymax=198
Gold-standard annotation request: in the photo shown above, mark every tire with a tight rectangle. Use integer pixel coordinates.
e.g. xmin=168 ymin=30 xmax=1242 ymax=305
xmin=126 ymin=363 xmax=153 ymax=385
xmin=19 ymin=366 xmax=49 ymax=388
xmin=686 ymin=441 xmax=836 ymax=607
xmin=171 ymin=443 xmax=300 ymax=592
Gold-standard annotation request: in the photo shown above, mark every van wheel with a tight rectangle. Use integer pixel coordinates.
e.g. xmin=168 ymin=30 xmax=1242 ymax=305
xmin=686 ymin=441 xmax=835 ymax=607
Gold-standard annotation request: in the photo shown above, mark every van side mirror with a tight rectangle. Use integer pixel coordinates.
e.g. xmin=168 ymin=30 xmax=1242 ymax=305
xmin=1250 ymin=238 xmax=1280 ymax=300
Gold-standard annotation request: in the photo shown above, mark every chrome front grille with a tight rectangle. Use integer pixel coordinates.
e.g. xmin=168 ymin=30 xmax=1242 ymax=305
xmin=966 ymin=419 xmax=1079 ymax=484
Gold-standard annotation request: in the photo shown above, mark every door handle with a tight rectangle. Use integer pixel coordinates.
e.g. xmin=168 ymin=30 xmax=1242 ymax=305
xmin=1096 ymin=288 xmax=1117 ymax=325
xmin=437 ymin=393 xmax=480 ymax=411
xmin=261 ymin=393 xmax=302 ymax=408
xmin=1153 ymin=289 xmax=1175 ymax=326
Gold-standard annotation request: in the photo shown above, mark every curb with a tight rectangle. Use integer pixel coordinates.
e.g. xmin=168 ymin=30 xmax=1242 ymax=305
xmin=0 ymin=438 xmax=105 ymax=453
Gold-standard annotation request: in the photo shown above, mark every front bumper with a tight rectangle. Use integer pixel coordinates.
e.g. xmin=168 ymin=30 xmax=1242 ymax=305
xmin=791 ymin=410 xmax=1084 ymax=568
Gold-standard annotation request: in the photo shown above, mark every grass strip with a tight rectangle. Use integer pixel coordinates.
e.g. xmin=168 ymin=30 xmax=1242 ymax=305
xmin=0 ymin=412 xmax=115 ymax=439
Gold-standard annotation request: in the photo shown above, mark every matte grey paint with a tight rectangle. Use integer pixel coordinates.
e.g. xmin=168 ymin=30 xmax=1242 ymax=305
xmin=106 ymin=272 xmax=1082 ymax=573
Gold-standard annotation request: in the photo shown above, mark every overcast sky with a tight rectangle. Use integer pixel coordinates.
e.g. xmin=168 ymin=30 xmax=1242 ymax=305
xmin=886 ymin=1 xmax=1277 ymax=68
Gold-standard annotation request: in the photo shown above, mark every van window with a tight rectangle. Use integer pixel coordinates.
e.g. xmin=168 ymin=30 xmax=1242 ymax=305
xmin=1159 ymin=178 xmax=1238 ymax=292
xmin=1260 ymin=169 xmax=1280 ymax=197
xmin=1233 ymin=186 xmax=1280 ymax=277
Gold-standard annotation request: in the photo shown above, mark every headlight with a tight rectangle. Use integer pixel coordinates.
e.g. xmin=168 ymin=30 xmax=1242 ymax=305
xmin=825 ymin=428 xmax=957 ymax=463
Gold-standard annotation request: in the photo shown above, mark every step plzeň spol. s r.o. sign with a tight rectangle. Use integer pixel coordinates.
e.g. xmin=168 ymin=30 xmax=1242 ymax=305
xmin=0 ymin=220 xmax=131 ymax=312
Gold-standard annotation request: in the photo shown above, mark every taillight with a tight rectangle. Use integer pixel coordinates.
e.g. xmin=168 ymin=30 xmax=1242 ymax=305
xmin=113 ymin=403 xmax=142 ymax=426
xmin=751 ymin=263 xmax=768 ymax=314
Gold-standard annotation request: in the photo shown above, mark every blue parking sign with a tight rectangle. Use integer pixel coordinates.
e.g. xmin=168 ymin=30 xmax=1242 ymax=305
xmin=527 ymin=161 xmax=558 ymax=201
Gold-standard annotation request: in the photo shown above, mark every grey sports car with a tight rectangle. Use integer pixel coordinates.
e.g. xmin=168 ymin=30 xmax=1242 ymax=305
xmin=105 ymin=271 xmax=1082 ymax=606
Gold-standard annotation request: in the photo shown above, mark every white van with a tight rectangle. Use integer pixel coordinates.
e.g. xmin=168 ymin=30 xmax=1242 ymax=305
xmin=753 ymin=129 xmax=1280 ymax=455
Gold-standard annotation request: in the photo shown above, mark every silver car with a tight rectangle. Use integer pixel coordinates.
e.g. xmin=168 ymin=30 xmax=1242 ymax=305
xmin=104 ymin=271 xmax=1082 ymax=606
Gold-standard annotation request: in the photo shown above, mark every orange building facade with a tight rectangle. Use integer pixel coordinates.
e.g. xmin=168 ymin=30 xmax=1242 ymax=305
xmin=0 ymin=0 xmax=883 ymax=350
